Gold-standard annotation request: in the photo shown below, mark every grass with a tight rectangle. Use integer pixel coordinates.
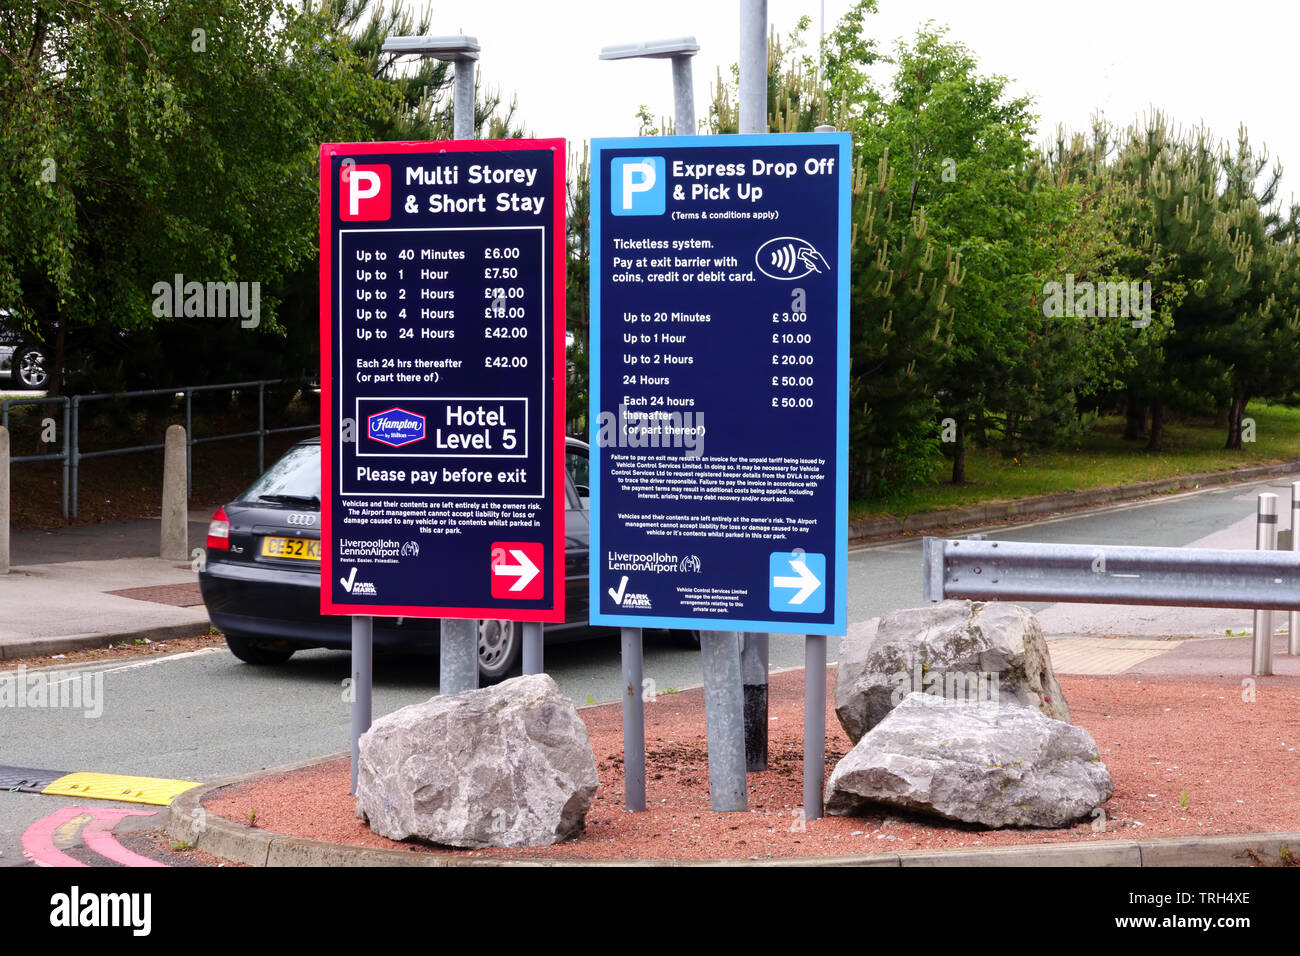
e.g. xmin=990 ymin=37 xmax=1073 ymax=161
xmin=852 ymin=401 xmax=1300 ymax=521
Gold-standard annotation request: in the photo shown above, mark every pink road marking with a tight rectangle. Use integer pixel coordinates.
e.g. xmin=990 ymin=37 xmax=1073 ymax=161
xmin=82 ymin=812 xmax=167 ymax=867
xmin=22 ymin=806 xmax=163 ymax=868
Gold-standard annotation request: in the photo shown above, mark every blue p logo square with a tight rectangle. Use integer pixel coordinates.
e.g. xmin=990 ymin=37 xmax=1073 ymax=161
xmin=611 ymin=157 xmax=665 ymax=216
xmin=769 ymin=551 xmax=826 ymax=614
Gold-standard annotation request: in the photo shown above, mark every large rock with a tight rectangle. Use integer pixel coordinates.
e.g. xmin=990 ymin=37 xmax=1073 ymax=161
xmin=834 ymin=600 xmax=1070 ymax=743
xmin=825 ymin=693 xmax=1112 ymax=828
xmin=355 ymin=674 xmax=598 ymax=848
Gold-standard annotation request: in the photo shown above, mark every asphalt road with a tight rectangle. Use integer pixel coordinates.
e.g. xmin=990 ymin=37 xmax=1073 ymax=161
xmin=0 ymin=472 xmax=1289 ymax=865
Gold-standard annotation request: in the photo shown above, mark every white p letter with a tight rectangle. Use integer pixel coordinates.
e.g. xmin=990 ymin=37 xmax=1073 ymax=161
xmin=348 ymin=170 xmax=381 ymax=216
xmin=622 ymin=161 xmax=656 ymax=210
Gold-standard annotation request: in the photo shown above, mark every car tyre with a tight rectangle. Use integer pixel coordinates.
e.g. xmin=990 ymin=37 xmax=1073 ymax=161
xmin=14 ymin=347 xmax=48 ymax=390
xmin=225 ymin=632 xmax=295 ymax=665
xmin=477 ymin=618 xmax=521 ymax=684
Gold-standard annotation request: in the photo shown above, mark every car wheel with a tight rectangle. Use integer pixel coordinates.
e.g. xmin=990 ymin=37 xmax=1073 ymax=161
xmin=14 ymin=347 xmax=48 ymax=390
xmin=477 ymin=618 xmax=520 ymax=684
xmin=669 ymin=628 xmax=702 ymax=649
xmin=224 ymin=632 xmax=295 ymax=665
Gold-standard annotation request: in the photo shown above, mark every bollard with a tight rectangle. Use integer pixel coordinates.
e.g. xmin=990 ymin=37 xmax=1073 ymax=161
xmin=1292 ymin=481 xmax=1300 ymax=656
xmin=160 ymin=424 xmax=187 ymax=561
xmin=0 ymin=425 xmax=9 ymax=575
xmin=1253 ymin=492 xmax=1277 ymax=676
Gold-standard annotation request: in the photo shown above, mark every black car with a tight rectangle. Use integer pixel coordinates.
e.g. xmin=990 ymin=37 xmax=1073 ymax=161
xmin=198 ymin=436 xmax=598 ymax=682
xmin=0 ymin=309 xmax=49 ymax=390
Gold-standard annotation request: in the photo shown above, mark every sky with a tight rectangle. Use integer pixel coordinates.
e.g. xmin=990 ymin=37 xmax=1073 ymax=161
xmin=403 ymin=0 xmax=1300 ymax=204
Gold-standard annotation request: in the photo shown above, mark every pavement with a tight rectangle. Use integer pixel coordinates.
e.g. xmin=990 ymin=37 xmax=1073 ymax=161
xmin=0 ymin=511 xmax=213 ymax=659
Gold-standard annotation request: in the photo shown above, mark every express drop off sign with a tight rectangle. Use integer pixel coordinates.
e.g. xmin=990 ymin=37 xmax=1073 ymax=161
xmin=590 ymin=133 xmax=850 ymax=636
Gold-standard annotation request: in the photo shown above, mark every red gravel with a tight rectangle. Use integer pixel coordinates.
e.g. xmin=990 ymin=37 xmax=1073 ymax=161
xmin=203 ymin=669 xmax=1300 ymax=861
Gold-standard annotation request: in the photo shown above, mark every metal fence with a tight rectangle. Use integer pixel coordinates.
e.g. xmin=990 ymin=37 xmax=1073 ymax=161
xmin=922 ymin=491 xmax=1300 ymax=676
xmin=1 ymin=379 xmax=317 ymax=518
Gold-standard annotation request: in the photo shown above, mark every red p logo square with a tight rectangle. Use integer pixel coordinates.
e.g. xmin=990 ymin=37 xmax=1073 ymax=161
xmin=490 ymin=542 xmax=544 ymax=600
xmin=340 ymin=163 xmax=390 ymax=221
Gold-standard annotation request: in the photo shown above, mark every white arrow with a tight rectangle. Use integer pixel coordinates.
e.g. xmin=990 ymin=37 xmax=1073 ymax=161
xmin=494 ymin=549 xmax=540 ymax=592
xmin=773 ymin=558 xmax=821 ymax=605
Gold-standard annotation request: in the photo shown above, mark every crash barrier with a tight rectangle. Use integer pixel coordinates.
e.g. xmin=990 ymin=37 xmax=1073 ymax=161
xmin=0 ymin=379 xmax=316 ymax=519
xmin=922 ymin=488 xmax=1300 ymax=676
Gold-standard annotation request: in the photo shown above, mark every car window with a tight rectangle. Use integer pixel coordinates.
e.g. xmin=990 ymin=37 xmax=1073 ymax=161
xmin=565 ymin=447 xmax=589 ymax=510
xmin=242 ymin=443 xmax=321 ymax=502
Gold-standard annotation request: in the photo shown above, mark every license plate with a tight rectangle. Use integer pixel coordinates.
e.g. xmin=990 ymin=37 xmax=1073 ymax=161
xmin=261 ymin=536 xmax=320 ymax=561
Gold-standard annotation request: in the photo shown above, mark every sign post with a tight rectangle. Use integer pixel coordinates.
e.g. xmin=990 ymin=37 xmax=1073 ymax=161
xmin=590 ymin=132 xmax=850 ymax=811
xmin=321 ymin=138 xmax=567 ymax=779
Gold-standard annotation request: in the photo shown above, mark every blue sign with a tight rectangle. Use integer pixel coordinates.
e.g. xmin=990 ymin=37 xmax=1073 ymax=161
xmin=589 ymin=133 xmax=850 ymax=636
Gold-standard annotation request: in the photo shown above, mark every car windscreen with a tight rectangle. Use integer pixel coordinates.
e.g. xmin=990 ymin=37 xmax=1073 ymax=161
xmin=241 ymin=443 xmax=320 ymax=504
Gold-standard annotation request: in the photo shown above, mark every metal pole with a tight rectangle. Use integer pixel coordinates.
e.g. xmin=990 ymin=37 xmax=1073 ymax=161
xmin=621 ymin=627 xmax=646 ymax=811
xmin=440 ymin=618 xmax=479 ymax=694
xmin=671 ymin=54 xmax=695 ymax=134
xmin=0 ymin=426 xmax=9 ymax=575
xmin=803 ymin=634 xmax=826 ymax=820
xmin=60 ymin=400 xmax=69 ymax=519
xmin=350 ymin=615 xmax=373 ymax=794
xmin=184 ymin=389 xmax=193 ymax=499
xmin=257 ymin=382 xmax=265 ymax=474
xmin=701 ymin=630 xmax=747 ymax=811
xmin=453 ymin=59 xmax=475 ymax=140
xmin=70 ymin=397 xmax=79 ymax=518
xmin=522 ymin=621 xmax=543 ymax=674
xmin=1254 ymin=492 xmax=1277 ymax=676
xmin=1291 ymin=480 xmax=1300 ymax=656
xmin=739 ymin=0 xmax=768 ymax=136
xmin=738 ymin=0 xmax=771 ymax=773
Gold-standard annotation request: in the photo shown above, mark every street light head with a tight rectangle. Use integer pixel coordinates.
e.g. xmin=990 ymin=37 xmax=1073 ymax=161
xmin=599 ymin=37 xmax=699 ymax=61
xmin=382 ymin=35 xmax=480 ymax=61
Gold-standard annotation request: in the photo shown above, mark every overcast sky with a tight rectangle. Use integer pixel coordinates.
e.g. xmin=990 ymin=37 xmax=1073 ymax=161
xmin=411 ymin=0 xmax=1300 ymax=205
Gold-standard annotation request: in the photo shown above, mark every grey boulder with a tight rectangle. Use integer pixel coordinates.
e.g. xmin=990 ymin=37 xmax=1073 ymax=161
xmin=834 ymin=600 xmax=1070 ymax=743
xmin=826 ymin=693 xmax=1113 ymax=828
xmin=355 ymin=673 xmax=598 ymax=848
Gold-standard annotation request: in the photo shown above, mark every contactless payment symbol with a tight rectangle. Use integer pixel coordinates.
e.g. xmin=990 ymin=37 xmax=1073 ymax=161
xmin=769 ymin=550 xmax=825 ymax=613
xmin=491 ymin=542 xmax=544 ymax=599
xmin=611 ymin=157 xmax=665 ymax=216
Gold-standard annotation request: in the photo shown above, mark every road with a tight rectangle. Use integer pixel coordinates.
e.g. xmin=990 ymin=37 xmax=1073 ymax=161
xmin=0 ymin=472 xmax=1288 ymax=865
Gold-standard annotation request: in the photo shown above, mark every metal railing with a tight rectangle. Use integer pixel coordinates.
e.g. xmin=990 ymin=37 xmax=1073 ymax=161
xmin=922 ymin=492 xmax=1300 ymax=676
xmin=2 ymin=379 xmax=316 ymax=518
xmin=0 ymin=396 xmax=70 ymax=518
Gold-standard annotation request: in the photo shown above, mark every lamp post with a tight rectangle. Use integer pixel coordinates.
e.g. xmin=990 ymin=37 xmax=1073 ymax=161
xmin=381 ymin=35 xmax=481 ymax=140
xmin=380 ymin=34 xmax=482 ymax=695
xmin=599 ymin=37 xmax=700 ymax=135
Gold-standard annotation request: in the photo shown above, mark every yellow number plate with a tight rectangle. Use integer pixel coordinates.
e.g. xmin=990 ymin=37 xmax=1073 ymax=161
xmin=261 ymin=536 xmax=321 ymax=561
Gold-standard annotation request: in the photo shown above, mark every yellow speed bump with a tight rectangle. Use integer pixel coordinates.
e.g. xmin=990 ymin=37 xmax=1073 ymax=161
xmin=41 ymin=772 xmax=201 ymax=806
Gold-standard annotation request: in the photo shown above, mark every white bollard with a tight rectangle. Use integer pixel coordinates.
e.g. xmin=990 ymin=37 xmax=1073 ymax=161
xmin=161 ymin=424 xmax=187 ymax=561
xmin=1253 ymin=492 xmax=1277 ymax=676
